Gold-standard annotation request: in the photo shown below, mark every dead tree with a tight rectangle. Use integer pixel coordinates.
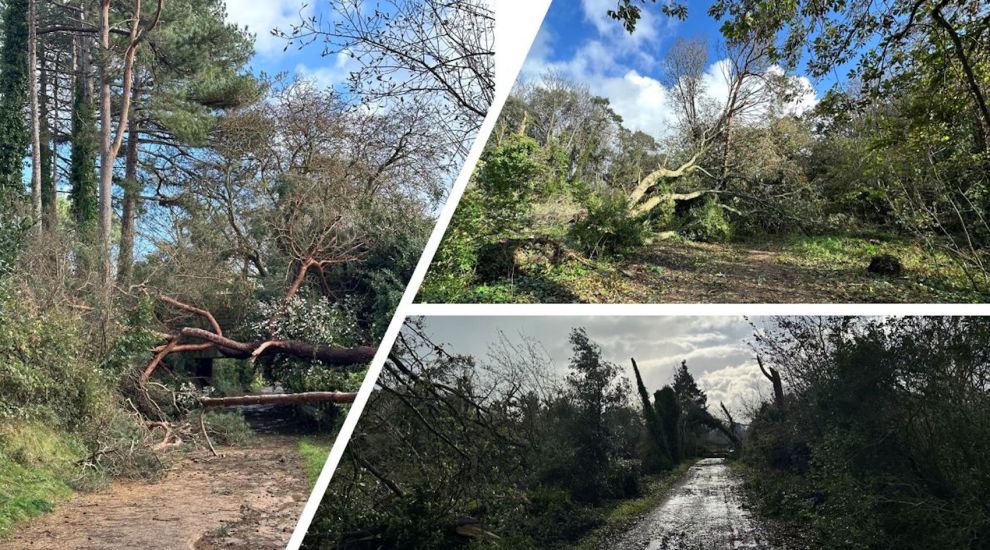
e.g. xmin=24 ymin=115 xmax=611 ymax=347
xmin=757 ymin=355 xmax=784 ymax=410
xmin=720 ymin=401 xmax=737 ymax=435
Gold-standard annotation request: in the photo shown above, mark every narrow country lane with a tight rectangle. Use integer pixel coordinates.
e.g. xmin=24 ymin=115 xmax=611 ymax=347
xmin=612 ymin=458 xmax=776 ymax=550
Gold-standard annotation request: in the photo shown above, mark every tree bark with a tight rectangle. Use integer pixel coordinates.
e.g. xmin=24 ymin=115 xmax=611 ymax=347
xmin=627 ymin=151 xmax=706 ymax=217
xmin=175 ymin=327 xmax=377 ymax=365
xmin=97 ymin=0 xmax=113 ymax=284
xmin=39 ymin=38 xmax=56 ymax=230
xmin=117 ymin=111 xmax=140 ymax=285
xmin=27 ymin=0 xmax=42 ymax=231
xmin=199 ymin=392 xmax=357 ymax=408
xmin=757 ymin=355 xmax=784 ymax=410
xmin=97 ymin=0 xmax=162 ymax=286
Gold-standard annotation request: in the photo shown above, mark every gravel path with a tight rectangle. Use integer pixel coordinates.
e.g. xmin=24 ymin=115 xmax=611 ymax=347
xmin=612 ymin=458 xmax=775 ymax=550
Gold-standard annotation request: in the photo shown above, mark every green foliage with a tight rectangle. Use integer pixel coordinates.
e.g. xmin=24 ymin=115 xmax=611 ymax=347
xmin=653 ymin=387 xmax=680 ymax=463
xmin=563 ymin=328 xmax=631 ymax=503
xmin=630 ymin=360 xmax=672 ymax=472
xmin=745 ymin=317 xmax=990 ymax=549
xmin=305 ymin=326 xmax=654 ymax=548
xmin=0 ymin=295 xmax=109 ymax=429
xmin=68 ymin=74 xmax=98 ymax=232
xmin=569 ymin=190 xmax=646 ymax=258
xmin=252 ymin=294 xmax=363 ymax=400
xmin=0 ymin=209 xmax=30 ymax=278
xmin=523 ymin=485 xmax=603 ymax=545
xmin=419 ymin=188 xmax=487 ymax=302
xmin=682 ymin=199 xmax=733 ymax=243
xmin=0 ymin=0 xmax=28 ymax=194
xmin=0 ymin=423 xmax=81 ymax=536
xmin=475 ymin=133 xmax=544 ymax=234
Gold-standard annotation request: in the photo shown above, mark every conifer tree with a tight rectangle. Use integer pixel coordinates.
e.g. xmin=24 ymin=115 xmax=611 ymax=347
xmin=631 ymin=358 xmax=672 ymax=471
xmin=69 ymin=55 xmax=98 ymax=232
xmin=0 ymin=0 xmax=29 ymax=196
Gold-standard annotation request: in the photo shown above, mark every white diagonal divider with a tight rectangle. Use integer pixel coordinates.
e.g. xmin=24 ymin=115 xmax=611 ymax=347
xmin=285 ymin=1 xmax=553 ymax=547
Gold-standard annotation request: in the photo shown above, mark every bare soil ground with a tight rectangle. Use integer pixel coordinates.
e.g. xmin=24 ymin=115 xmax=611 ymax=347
xmin=558 ymin=240 xmax=952 ymax=303
xmin=0 ymin=434 xmax=309 ymax=550
xmin=622 ymin=240 xmax=855 ymax=303
xmin=611 ymin=458 xmax=775 ymax=550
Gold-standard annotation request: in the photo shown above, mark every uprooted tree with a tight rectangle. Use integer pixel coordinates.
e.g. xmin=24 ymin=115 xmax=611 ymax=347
xmin=624 ymin=33 xmax=798 ymax=224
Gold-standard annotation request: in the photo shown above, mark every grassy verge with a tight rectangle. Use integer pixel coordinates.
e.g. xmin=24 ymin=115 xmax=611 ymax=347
xmin=0 ymin=423 xmax=91 ymax=537
xmin=298 ymin=438 xmax=332 ymax=488
xmin=573 ymin=461 xmax=694 ymax=550
xmin=780 ymin=234 xmax=988 ymax=302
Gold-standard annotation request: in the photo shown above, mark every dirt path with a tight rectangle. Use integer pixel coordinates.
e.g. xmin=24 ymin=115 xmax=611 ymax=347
xmin=0 ymin=434 xmax=309 ymax=550
xmin=621 ymin=240 xmax=865 ymax=303
xmin=612 ymin=458 xmax=775 ymax=550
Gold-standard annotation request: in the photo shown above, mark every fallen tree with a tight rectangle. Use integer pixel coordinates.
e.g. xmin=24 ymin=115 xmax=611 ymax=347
xmin=200 ymin=391 xmax=358 ymax=408
xmin=141 ymin=296 xmax=376 ymax=383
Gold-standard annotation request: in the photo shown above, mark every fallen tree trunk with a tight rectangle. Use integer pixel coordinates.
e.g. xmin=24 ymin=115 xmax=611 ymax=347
xmin=200 ymin=391 xmax=358 ymax=408
xmin=176 ymin=327 xmax=376 ymax=366
xmin=141 ymin=295 xmax=377 ymax=383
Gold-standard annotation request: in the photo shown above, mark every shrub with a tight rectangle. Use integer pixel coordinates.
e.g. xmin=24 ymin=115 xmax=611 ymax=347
xmin=419 ymin=189 xmax=487 ymax=301
xmin=475 ymin=133 xmax=544 ymax=234
xmin=0 ymin=293 xmax=109 ymax=430
xmin=522 ymin=485 xmax=603 ymax=545
xmin=201 ymin=411 xmax=253 ymax=446
xmin=211 ymin=359 xmax=260 ymax=397
xmin=569 ymin=191 xmax=646 ymax=257
xmin=683 ymin=199 xmax=733 ymax=242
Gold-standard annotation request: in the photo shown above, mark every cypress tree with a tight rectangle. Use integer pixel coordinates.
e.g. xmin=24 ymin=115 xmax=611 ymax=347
xmin=654 ymin=386 xmax=681 ymax=463
xmin=69 ymin=60 xmax=97 ymax=232
xmin=630 ymin=358 xmax=672 ymax=471
xmin=0 ymin=0 xmax=29 ymax=196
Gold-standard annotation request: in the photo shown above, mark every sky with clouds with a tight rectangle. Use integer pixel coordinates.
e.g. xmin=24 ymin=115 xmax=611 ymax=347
xmin=520 ymin=0 xmax=819 ymax=140
xmin=415 ymin=315 xmax=775 ymax=422
xmin=223 ymin=0 xmax=356 ymax=89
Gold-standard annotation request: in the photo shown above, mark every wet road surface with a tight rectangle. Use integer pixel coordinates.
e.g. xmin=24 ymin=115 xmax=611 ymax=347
xmin=612 ymin=458 xmax=774 ymax=550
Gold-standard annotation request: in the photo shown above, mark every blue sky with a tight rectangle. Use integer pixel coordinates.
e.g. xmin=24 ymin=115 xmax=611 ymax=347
xmin=520 ymin=0 xmax=820 ymax=139
xmin=223 ymin=0 xmax=358 ymax=90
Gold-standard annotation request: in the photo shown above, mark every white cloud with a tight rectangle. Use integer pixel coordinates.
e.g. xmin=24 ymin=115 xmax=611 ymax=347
xmin=294 ymin=51 xmax=356 ymax=89
xmin=224 ymin=0 xmax=311 ymax=56
xmin=697 ymin=361 xmax=769 ymax=421
xmin=520 ymin=17 xmax=819 ymax=140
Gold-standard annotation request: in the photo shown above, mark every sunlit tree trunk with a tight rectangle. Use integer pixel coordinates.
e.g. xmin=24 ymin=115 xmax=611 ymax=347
xmin=27 ymin=0 xmax=42 ymax=230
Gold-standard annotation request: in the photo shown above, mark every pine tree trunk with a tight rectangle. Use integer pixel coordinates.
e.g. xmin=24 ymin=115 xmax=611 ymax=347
xmin=97 ymin=0 xmax=113 ymax=285
xmin=27 ymin=0 xmax=42 ymax=230
xmin=117 ymin=114 xmax=140 ymax=286
xmin=39 ymin=38 xmax=55 ymax=230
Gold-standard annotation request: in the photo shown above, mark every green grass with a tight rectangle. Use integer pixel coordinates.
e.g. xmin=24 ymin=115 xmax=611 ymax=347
xmin=298 ymin=438 xmax=332 ymax=488
xmin=780 ymin=234 xmax=989 ymax=301
xmin=573 ymin=461 xmax=693 ymax=550
xmin=0 ymin=423 xmax=87 ymax=537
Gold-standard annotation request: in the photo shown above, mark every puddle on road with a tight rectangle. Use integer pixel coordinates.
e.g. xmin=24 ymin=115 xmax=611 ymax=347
xmin=613 ymin=458 xmax=775 ymax=550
